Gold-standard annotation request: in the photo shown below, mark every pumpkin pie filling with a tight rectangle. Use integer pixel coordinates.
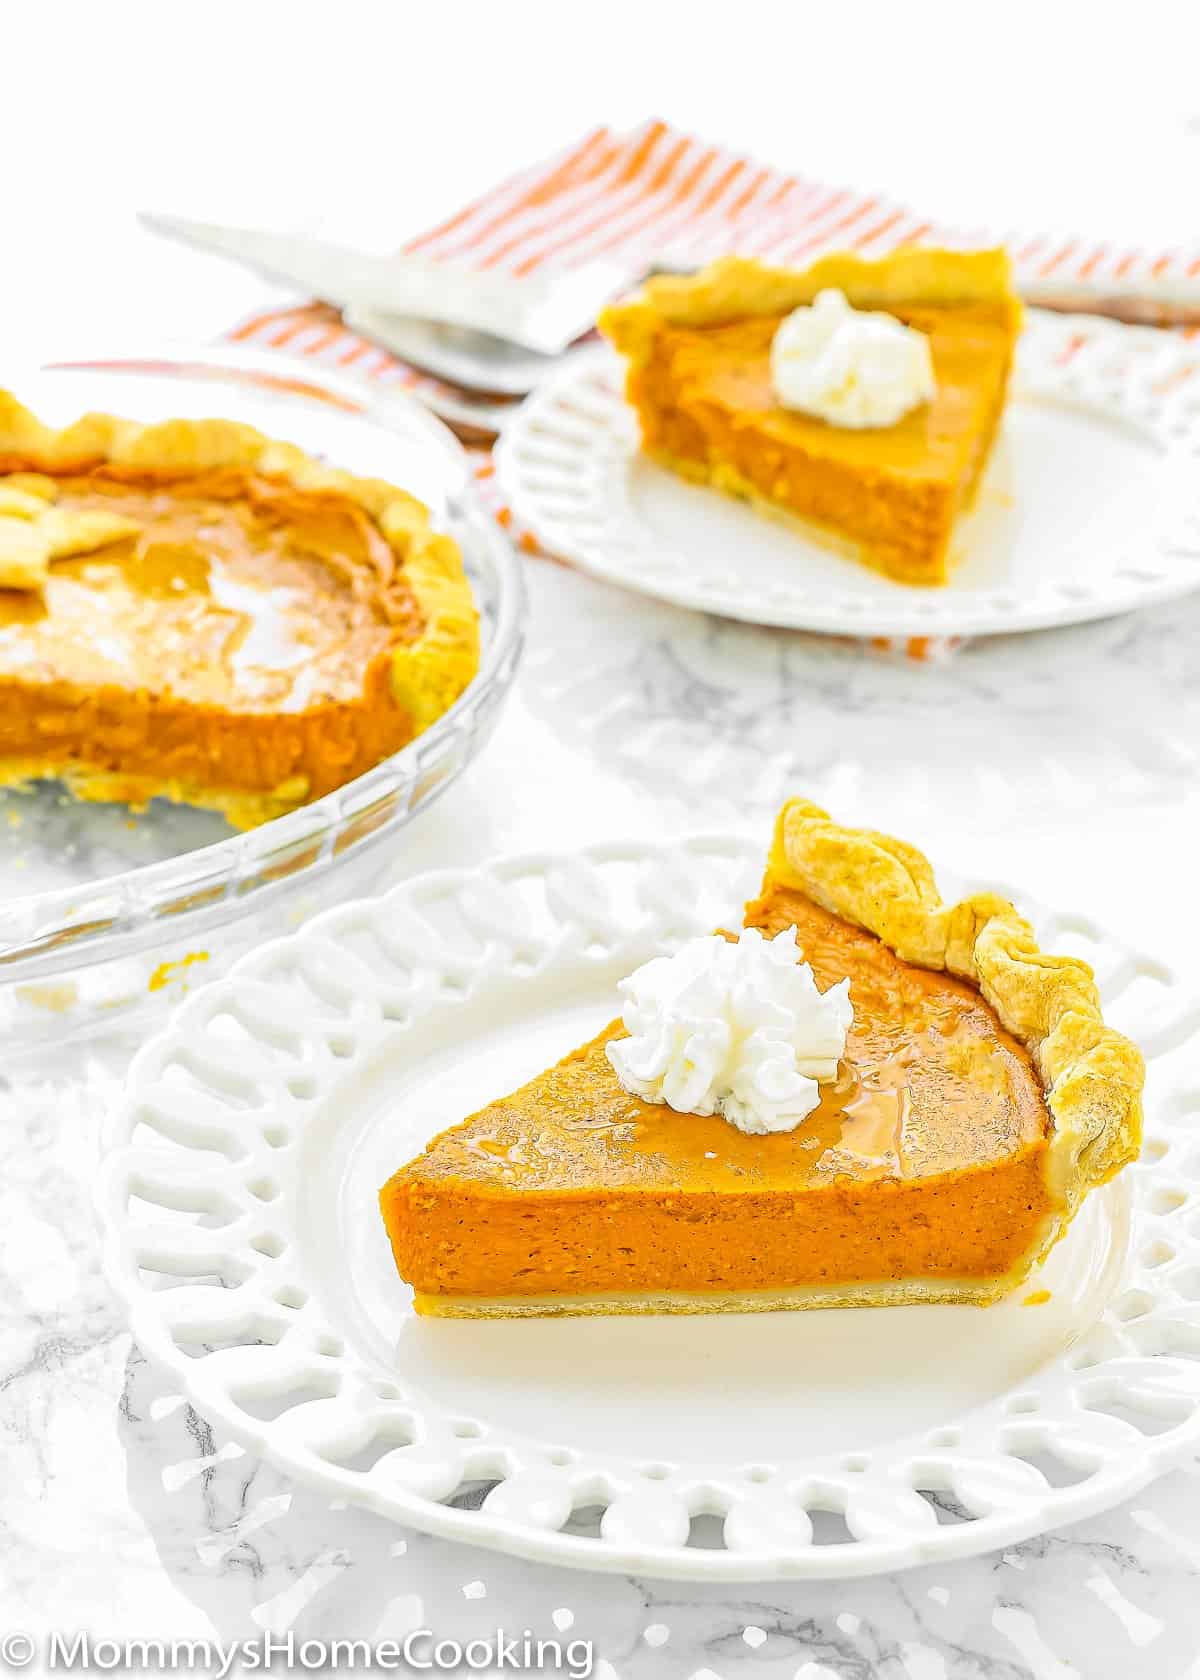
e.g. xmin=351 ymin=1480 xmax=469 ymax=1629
xmin=379 ymin=800 xmax=1143 ymax=1318
xmin=382 ymin=887 xmax=1055 ymax=1310
xmin=0 ymin=398 xmax=479 ymax=827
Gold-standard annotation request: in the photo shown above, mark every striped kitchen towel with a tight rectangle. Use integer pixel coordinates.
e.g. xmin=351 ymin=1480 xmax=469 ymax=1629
xmin=227 ymin=119 xmax=1200 ymax=662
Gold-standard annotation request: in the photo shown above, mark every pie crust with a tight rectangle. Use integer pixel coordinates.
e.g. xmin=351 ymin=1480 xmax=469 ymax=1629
xmin=0 ymin=392 xmax=479 ymax=826
xmin=765 ymin=798 xmax=1143 ymax=1219
xmin=599 ymin=249 xmax=1022 ymax=586
xmin=601 ymin=248 xmax=1017 ymax=349
xmin=380 ymin=799 xmax=1143 ymax=1318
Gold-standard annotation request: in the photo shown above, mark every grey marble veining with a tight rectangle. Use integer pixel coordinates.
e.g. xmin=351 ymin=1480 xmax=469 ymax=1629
xmin=520 ymin=562 xmax=1200 ymax=828
xmin=8 ymin=1283 xmax=1200 ymax=1676
xmin=4 ymin=555 xmax=1200 ymax=1677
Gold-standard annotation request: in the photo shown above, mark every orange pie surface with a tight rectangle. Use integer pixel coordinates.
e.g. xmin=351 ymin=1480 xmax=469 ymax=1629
xmin=0 ymin=399 xmax=479 ymax=828
xmin=380 ymin=883 xmax=1060 ymax=1317
xmin=600 ymin=249 xmax=1022 ymax=586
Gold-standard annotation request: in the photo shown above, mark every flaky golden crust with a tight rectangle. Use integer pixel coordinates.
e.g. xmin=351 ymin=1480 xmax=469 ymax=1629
xmin=0 ymin=757 xmax=308 ymax=830
xmin=766 ymin=799 xmax=1144 ymax=1230
xmin=0 ymin=390 xmax=480 ymax=716
xmin=0 ymin=473 xmax=142 ymax=589
xmin=414 ymin=1275 xmax=1014 ymax=1319
xmin=599 ymin=247 xmax=1020 ymax=365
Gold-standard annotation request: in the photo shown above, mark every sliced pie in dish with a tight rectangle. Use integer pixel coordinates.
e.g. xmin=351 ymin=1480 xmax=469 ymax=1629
xmin=0 ymin=393 xmax=478 ymax=828
xmin=380 ymin=798 xmax=1142 ymax=1318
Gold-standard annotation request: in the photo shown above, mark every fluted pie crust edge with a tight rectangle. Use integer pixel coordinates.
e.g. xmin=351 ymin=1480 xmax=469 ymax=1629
xmin=599 ymin=247 xmax=1018 ymax=363
xmin=767 ymin=798 xmax=1144 ymax=1228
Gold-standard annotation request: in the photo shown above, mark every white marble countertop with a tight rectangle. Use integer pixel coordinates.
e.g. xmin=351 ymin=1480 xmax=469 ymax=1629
xmin=5 ymin=4 xmax=1200 ymax=1674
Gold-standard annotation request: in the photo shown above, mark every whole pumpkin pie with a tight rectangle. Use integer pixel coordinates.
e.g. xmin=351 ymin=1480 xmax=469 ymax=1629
xmin=599 ymin=248 xmax=1022 ymax=587
xmin=0 ymin=391 xmax=479 ymax=828
xmin=380 ymin=799 xmax=1143 ymax=1317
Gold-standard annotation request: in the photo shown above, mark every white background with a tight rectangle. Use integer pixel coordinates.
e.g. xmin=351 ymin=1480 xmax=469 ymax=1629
xmin=5 ymin=0 xmax=1199 ymax=354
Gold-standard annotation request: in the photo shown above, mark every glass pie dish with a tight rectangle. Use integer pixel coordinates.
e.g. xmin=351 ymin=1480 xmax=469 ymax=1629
xmin=0 ymin=344 xmax=525 ymax=1058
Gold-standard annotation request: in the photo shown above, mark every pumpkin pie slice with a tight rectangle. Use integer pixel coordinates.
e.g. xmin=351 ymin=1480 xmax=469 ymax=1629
xmin=380 ymin=800 xmax=1143 ymax=1317
xmin=599 ymin=249 xmax=1022 ymax=586
xmin=0 ymin=392 xmax=478 ymax=828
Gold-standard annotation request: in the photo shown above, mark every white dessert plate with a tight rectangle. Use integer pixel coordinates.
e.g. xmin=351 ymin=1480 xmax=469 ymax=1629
xmin=495 ymin=312 xmax=1200 ymax=638
xmin=99 ymin=837 xmax=1200 ymax=1581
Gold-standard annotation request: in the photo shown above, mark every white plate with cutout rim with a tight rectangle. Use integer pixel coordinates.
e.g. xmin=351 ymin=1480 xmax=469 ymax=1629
xmin=495 ymin=313 xmax=1200 ymax=638
xmin=99 ymin=836 xmax=1200 ymax=1581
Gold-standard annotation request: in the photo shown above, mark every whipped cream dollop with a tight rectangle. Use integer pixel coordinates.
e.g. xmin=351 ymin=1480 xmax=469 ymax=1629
xmin=770 ymin=288 xmax=935 ymax=428
xmin=606 ymin=926 xmax=853 ymax=1135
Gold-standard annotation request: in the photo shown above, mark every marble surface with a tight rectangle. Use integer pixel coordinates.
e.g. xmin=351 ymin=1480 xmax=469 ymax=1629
xmin=5 ymin=554 xmax=1200 ymax=1678
xmin=6 ymin=4 xmax=1200 ymax=1669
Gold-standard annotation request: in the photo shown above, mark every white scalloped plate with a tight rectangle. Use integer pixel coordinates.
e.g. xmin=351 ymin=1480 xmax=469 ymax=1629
xmin=495 ymin=313 xmax=1200 ymax=637
xmin=99 ymin=838 xmax=1200 ymax=1581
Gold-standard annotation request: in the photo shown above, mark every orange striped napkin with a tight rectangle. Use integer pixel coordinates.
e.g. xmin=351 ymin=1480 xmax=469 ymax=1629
xmin=227 ymin=119 xmax=1200 ymax=662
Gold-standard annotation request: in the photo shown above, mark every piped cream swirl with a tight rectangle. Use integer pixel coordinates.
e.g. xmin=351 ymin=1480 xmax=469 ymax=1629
xmin=770 ymin=287 xmax=935 ymax=428
xmin=606 ymin=926 xmax=853 ymax=1135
